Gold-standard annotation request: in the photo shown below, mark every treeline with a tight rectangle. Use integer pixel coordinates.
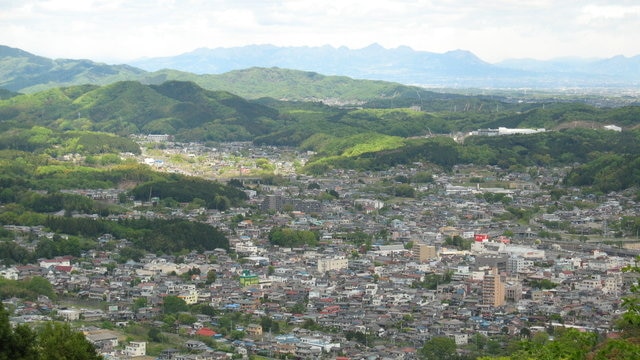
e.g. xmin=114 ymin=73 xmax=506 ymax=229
xmin=463 ymin=127 xmax=640 ymax=167
xmin=0 ymin=230 xmax=94 ymax=264
xmin=0 ymin=150 xmax=246 ymax=209
xmin=303 ymin=136 xmax=462 ymax=173
xmin=486 ymin=102 xmax=640 ymax=129
xmin=565 ymin=153 xmax=640 ymax=193
xmin=0 ymin=276 xmax=55 ymax=301
xmin=0 ymin=126 xmax=140 ymax=155
xmin=303 ymin=128 xmax=640 ymax=192
xmin=43 ymin=217 xmax=229 ymax=253
xmin=0 ymin=150 xmax=162 ymax=191
xmin=129 ymin=176 xmax=248 ymax=211
xmin=268 ymin=227 xmax=319 ymax=247
xmin=0 ymin=216 xmax=229 ymax=262
xmin=15 ymin=192 xmax=107 ymax=215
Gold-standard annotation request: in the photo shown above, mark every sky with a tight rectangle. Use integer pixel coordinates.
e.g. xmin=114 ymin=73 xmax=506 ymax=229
xmin=1 ymin=0 xmax=638 ymax=64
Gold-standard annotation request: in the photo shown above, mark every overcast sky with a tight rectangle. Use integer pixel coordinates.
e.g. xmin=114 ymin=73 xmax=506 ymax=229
xmin=1 ymin=0 xmax=638 ymax=64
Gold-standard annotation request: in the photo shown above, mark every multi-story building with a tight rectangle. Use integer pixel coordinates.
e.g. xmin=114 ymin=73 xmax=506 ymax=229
xmin=317 ymin=257 xmax=348 ymax=273
xmin=414 ymin=243 xmax=437 ymax=262
xmin=507 ymin=256 xmax=525 ymax=275
xmin=482 ymin=267 xmax=505 ymax=307
xmin=239 ymin=270 xmax=260 ymax=287
xmin=124 ymin=341 xmax=146 ymax=357
xmin=261 ymin=195 xmax=322 ymax=213
xmin=476 ymin=254 xmax=508 ymax=273
xmin=603 ymin=273 xmax=622 ymax=295
xmin=505 ymin=281 xmax=523 ymax=301
xmin=178 ymin=289 xmax=198 ymax=305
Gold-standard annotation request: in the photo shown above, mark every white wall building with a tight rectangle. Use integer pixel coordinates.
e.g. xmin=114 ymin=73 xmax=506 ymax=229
xmin=39 ymin=257 xmax=71 ymax=268
xmin=317 ymin=257 xmax=348 ymax=273
xmin=124 ymin=341 xmax=146 ymax=357
xmin=0 ymin=267 xmax=18 ymax=280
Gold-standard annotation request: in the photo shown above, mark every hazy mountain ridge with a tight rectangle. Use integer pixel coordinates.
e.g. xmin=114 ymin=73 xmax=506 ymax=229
xmin=496 ymin=54 xmax=640 ymax=77
xmin=130 ymin=44 xmax=640 ymax=88
xmin=3 ymin=44 xmax=640 ymax=100
xmin=130 ymin=44 xmax=523 ymax=87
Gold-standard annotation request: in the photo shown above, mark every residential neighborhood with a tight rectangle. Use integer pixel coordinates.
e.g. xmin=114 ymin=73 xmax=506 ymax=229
xmin=2 ymin=140 xmax=639 ymax=360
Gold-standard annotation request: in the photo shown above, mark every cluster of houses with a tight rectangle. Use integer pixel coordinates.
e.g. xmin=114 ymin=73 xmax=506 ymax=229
xmin=2 ymin=143 xmax=640 ymax=359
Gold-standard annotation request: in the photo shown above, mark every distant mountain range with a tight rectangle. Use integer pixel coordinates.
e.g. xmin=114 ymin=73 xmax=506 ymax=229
xmin=129 ymin=44 xmax=640 ymax=88
xmin=2 ymin=44 xmax=640 ymax=98
xmin=0 ymin=44 xmax=479 ymax=104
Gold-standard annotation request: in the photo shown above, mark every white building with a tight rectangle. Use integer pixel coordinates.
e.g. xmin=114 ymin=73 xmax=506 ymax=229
xmin=473 ymin=127 xmax=545 ymax=136
xmin=146 ymin=134 xmax=171 ymax=142
xmin=603 ymin=125 xmax=622 ymax=132
xmin=449 ymin=333 xmax=469 ymax=345
xmin=58 ymin=309 xmax=81 ymax=321
xmin=576 ymin=275 xmax=603 ymax=291
xmin=124 ymin=341 xmax=146 ymax=357
xmin=507 ymin=257 xmax=525 ymax=274
xmin=235 ymin=242 xmax=259 ymax=256
xmin=0 ymin=267 xmax=18 ymax=280
xmin=317 ymin=257 xmax=348 ymax=273
xmin=39 ymin=257 xmax=71 ymax=268
xmin=299 ymin=335 xmax=341 ymax=352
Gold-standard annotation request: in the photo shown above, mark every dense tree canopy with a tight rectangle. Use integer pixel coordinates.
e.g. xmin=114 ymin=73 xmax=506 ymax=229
xmin=163 ymin=295 xmax=189 ymax=314
xmin=42 ymin=217 xmax=229 ymax=254
xmin=419 ymin=336 xmax=458 ymax=360
xmin=129 ymin=176 xmax=247 ymax=211
xmin=268 ymin=227 xmax=319 ymax=247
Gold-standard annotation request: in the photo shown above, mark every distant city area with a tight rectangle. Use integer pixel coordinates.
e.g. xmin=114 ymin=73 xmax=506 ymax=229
xmin=3 ymin=137 xmax=639 ymax=360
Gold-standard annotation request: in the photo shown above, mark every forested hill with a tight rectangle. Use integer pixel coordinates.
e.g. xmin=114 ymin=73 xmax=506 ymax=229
xmin=0 ymin=80 xmax=280 ymax=142
xmin=126 ymin=67 xmax=530 ymax=112
xmin=0 ymin=79 xmax=522 ymax=143
xmin=2 ymin=79 xmax=640 ymax=145
xmin=1 ymin=44 xmax=480 ymax=105
xmin=1 ymin=66 xmax=640 ymax=192
xmin=0 ymin=45 xmax=146 ymax=93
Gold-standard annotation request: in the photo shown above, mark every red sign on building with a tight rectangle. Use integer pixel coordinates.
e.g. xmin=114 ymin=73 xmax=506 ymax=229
xmin=474 ymin=234 xmax=489 ymax=242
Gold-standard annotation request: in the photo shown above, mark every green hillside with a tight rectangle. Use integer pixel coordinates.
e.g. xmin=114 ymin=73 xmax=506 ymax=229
xmin=0 ymin=45 xmax=515 ymax=107
xmin=0 ymin=80 xmax=500 ymax=144
xmin=0 ymin=80 xmax=282 ymax=141
xmin=2 ymin=75 xmax=640 ymax=192
xmin=0 ymin=45 xmax=145 ymax=93
xmin=142 ymin=67 xmax=425 ymax=103
xmin=0 ymin=149 xmax=239 ymax=257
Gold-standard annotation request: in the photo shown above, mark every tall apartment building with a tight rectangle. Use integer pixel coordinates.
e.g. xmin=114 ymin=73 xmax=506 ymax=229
xmin=414 ymin=243 xmax=437 ymax=262
xmin=482 ymin=267 xmax=505 ymax=307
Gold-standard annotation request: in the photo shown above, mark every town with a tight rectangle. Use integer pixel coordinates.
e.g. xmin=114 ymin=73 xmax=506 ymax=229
xmin=2 ymin=137 xmax=639 ymax=360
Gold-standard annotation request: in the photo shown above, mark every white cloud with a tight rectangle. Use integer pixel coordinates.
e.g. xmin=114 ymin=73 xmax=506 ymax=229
xmin=580 ymin=4 xmax=640 ymax=20
xmin=0 ymin=0 xmax=638 ymax=63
